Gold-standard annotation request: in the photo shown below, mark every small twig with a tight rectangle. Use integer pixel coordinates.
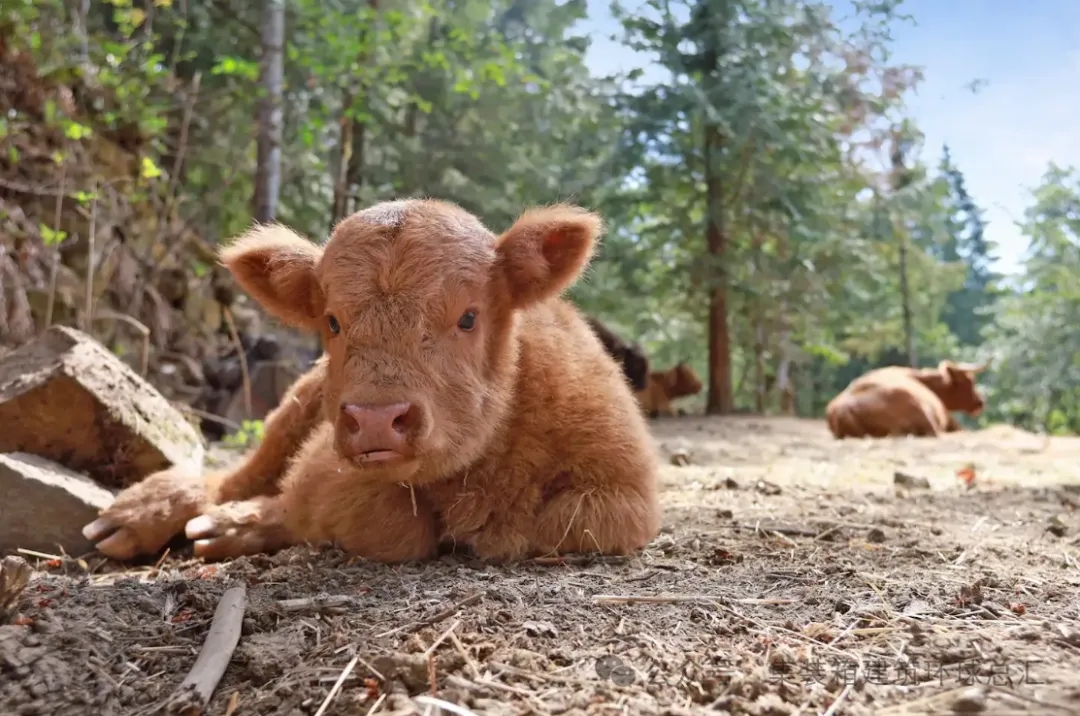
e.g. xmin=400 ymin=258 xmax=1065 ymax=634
xmin=92 ymin=309 xmax=151 ymax=376
xmin=15 ymin=548 xmax=64 ymax=561
xmin=164 ymin=584 xmax=247 ymax=715
xmin=83 ymin=182 xmax=98 ymax=331
xmin=364 ymin=694 xmax=387 ymax=715
xmin=275 ymin=595 xmax=357 ymax=614
xmin=176 ymin=405 xmax=242 ymax=432
xmin=0 ymin=556 xmax=33 ymax=625
xmin=423 ymin=619 xmax=460 ymax=656
xmin=529 ymin=554 xmax=631 ymax=567
xmin=44 ymin=161 xmax=67 ymax=328
xmin=487 ymin=661 xmax=640 ymax=692
xmin=0 ymin=176 xmax=69 ymax=197
xmin=376 ymin=592 xmax=484 ymax=638
xmin=821 ymin=684 xmax=852 ymax=716
xmin=149 ymin=71 xmax=202 ymax=281
xmin=414 ymin=696 xmax=480 ymax=716
xmin=313 ymin=654 xmax=358 ymax=716
xmin=814 ymin=524 xmax=845 ymax=542
xmin=447 ymin=630 xmax=481 ymax=680
xmin=222 ymin=307 xmax=252 ymax=419
xmin=592 ymin=593 xmax=796 ymax=606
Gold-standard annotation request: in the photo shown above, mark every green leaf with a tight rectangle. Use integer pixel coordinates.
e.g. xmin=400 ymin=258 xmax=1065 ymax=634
xmin=140 ymin=156 xmax=163 ymax=179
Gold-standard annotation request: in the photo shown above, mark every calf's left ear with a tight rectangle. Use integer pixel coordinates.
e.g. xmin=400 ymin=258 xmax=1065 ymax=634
xmin=494 ymin=204 xmax=603 ymax=308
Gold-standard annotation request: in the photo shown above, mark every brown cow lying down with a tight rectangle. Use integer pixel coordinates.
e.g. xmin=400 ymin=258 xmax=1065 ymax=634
xmin=82 ymin=200 xmax=661 ymax=563
xmin=584 ymin=316 xmax=650 ymax=392
xmin=826 ymin=360 xmax=989 ymax=439
xmin=636 ymin=361 xmax=703 ymax=418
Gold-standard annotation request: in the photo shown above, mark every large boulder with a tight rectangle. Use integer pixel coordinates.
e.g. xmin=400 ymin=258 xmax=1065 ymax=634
xmin=0 ymin=453 xmax=115 ymax=555
xmin=0 ymin=325 xmax=204 ymax=488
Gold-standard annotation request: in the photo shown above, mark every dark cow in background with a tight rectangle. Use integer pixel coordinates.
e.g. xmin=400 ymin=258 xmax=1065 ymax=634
xmin=826 ymin=359 xmax=990 ymax=439
xmin=584 ymin=316 xmax=650 ymax=392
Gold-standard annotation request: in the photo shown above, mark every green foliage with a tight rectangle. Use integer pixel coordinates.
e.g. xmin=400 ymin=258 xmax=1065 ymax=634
xmin=3 ymin=0 xmax=1073 ymax=432
xmin=222 ymin=420 xmax=266 ymax=450
xmin=980 ymin=165 xmax=1080 ymax=433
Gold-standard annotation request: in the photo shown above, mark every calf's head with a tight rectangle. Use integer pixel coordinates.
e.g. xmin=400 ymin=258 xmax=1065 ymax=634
xmin=220 ymin=199 xmax=603 ymax=483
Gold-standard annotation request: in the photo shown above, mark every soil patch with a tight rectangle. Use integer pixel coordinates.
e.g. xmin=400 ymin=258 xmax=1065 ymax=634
xmin=5 ymin=416 xmax=1080 ymax=715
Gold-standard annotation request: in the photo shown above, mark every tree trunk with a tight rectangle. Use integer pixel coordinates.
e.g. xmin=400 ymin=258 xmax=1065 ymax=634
xmin=253 ymin=0 xmax=285 ymax=223
xmin=704 ymin=125 xmax=732 ymax=414
xmin=777 ymin=351 xmax=794 ymax=416
xmin=330 ymin=0 xmax=378 ymax=227
xmin=346 ymin=121 xmax=367 ymax=215
xmin=897 ymin=218 xmax=916 ymax=367
xmin=753 ymin=321 xmax=765 ymax=414
xmin=329 ymin=103 xmax=354 ymax=230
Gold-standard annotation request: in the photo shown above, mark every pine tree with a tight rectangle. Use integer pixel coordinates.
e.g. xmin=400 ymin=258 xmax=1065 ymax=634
xmin=939 ymin=144 xmax=1000 ymax=345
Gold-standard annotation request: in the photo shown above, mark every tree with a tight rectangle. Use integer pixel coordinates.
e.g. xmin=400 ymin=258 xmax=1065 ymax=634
xmin=254 ymin=0 xmax=285 ymax=223
xmin=605 ymin=0 xmax=929 ymax=414
xmin=938 ymin=144 xmax=1000 ymax=346
xmin=982 ymin=165 xmax=1080 ymax=433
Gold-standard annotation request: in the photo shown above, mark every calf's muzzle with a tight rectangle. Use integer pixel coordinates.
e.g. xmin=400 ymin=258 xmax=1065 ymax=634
xmin=336 ymin=401 xmax=421 ymax=463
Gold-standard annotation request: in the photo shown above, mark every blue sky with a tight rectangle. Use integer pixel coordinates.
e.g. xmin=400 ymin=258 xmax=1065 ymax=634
xmin=576 ymin=0 xmax=1080 ymax=276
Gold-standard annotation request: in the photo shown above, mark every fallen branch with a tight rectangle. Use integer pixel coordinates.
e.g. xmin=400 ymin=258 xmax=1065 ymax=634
xmin=414 ymin=695 xmax=481 ymax=716
xmin=376 ymin=592 xmax=484 ymax=638
xmin=592 ymin=593 xmax=795 ymax=606
xmin=43 ymin=161 xmax=67 ymax=328
xmin=222 ymin=307 xmax=252 ymax=420
xmin=92 ymin=309 xmax=151 ymax=376
xmin=0 ymin=556 xmax=33 ymax=625
xmin=164 ymin=584 xmax=247 ymax=715
xmin=275 ymin=594 xmax=357 ymax=614
xmin=313 ymin=653 xmax=358 ymax=716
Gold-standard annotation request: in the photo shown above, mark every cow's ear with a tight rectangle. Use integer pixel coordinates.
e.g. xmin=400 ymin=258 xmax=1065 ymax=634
xmin=937 ymin=359 xmax=957 ymax=382
xmin=495 ymin=204 xmax=602 ymax=308
xmin=219 ymin=224 xmax=326 ymax=330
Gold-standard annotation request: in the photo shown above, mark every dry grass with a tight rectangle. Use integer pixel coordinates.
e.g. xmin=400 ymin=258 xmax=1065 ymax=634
xmin=3 ymin=415 xmax=1079 ymax=715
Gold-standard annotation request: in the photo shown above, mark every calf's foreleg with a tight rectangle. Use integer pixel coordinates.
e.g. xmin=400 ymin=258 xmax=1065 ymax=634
xmin=83 ymin=358 xmax=327 ymax=561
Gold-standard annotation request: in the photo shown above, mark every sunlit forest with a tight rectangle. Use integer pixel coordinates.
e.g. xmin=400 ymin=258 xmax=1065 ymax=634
xmin=5 ymin=0 xmax=1078 ymax=436
xmin=4 ymin=3 xmax=1080 ymax=715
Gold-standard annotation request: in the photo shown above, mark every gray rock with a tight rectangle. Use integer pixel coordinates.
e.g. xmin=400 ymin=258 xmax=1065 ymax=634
xmin=0 ymin=325 xmax=204 ymax=489
xmin=0 ymin=453 xmax=115 ymax=556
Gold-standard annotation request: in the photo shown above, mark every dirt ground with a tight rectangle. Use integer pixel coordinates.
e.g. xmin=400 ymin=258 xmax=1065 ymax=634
xmin=3 ymin=415 xmax=1080 ymax=716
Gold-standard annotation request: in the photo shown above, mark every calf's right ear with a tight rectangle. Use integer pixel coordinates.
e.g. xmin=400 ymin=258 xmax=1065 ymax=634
xmin=219 ymin=224 xmax=325 ymax=330
xmin=494 ymin=204 xmax=603 ymax=308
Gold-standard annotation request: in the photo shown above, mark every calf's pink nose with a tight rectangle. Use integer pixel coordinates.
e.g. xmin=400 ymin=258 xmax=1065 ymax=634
xmin=337 ymin=402 xmax=416 ymax=460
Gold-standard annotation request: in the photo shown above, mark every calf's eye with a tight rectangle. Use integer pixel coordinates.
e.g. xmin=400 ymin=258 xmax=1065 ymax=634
xmin=457 ymin=310 xmax=477 ymax=332
xmin=327 ymin=314 xmax=341 ymax=335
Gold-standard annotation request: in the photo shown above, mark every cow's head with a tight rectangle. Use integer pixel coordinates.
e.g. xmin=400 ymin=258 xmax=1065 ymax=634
xmin=220 ymin=199 xmax=603 ymax=484
xmin=920 ymin=359 xmax=990 ymax=416
xmin=666 ymin=361 xmax=703 ymax=400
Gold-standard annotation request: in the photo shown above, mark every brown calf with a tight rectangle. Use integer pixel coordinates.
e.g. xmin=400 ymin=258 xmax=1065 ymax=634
xmin=584 ymin=316 xmax=650 ymax=391
xmin=83 ymin=200 xmax=661 ymax=563
xmin=636 ymin=361 xmax=703 ymax=418
xmin=826 ymin=360 xmax=989 ymax=439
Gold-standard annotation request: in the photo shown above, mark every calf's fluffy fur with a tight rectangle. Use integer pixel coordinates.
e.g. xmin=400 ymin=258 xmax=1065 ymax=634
xmin=83 ymin=199 xmax=661 ymax=563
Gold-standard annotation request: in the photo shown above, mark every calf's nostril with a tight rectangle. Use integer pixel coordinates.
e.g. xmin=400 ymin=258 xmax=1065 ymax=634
xmin=389 ymin=402 xmax=416 ymax=435
xmin=339 ymin=403 xmax=362 ymax=434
